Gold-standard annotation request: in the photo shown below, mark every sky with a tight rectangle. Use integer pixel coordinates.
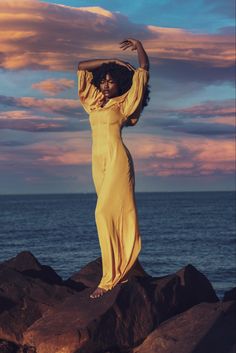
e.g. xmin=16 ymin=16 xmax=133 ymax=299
xmin=0 ymin=0 xmax=235 ymax=194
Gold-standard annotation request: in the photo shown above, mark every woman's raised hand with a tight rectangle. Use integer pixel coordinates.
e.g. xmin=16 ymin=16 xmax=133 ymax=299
xmin=119 ymin=38 xmax=140 ymax=51
xmin=119 ymin=38 xmax=149 ymax=71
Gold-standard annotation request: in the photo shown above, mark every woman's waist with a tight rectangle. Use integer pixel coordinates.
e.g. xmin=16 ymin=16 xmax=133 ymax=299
xmin=92 ymin=139 xmax=128 ymax=156
xmin=92 ymin=135 xmax=123 ymax=147
xmin=92 ymin=143 xmax=132 ymax=166
xmin=91 ymin=130 xmax=122 ymax=140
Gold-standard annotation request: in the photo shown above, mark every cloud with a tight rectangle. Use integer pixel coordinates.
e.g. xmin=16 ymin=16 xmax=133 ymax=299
xmin=164 ymin=121 xmax=234 ymax=137
xmin=150 ymin=57 xmax=235 ymax=83
xmin=0 ymin=95 xmax=81 ymax=117
xmin=0 ymin=96 xmax=234 ymax=137
xmin=0 ymin=0 xmax=234 ymax=77
xmin=122 ymin=133 xmax=235 ymax=176
xmin=144 ymin=98 xmax=235 ymax=137
xmin=146 ymin=25 xmax=234 ymax=68
xmin=0 ymin=93 xmax=91 ymax=131
xmin=1 ymin=129 xmax=234 ymax=178
xmin=0 ymin=108 xmax=89 ymax=132
xmin=0 ymin=113 xmax=67 ymax=132
xmin=32 ymin=78 xmax=74 ymax=95
xmin=174 ymin=99 xmax=235 ymax=118
xmin=0 ymin=131 xmax=92 ymax=168
xmin=208 ymin=117 xmax=235 ymax=125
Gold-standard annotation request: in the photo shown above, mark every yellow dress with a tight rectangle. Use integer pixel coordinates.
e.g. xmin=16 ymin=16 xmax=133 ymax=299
xmin=77 ymin=67 xmax=149 ymax=291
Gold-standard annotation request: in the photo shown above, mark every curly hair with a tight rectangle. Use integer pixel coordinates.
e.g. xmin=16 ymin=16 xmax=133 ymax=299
xmin=91 ymin=62 xmax=150 ymax=127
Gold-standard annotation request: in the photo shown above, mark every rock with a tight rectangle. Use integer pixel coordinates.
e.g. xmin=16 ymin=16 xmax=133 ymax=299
xmin=0 ymin=252 xmax=78 ymax=345
xmin=1 ymin=250 xmax=62 ymax=285
xmin=223 ymin=287 xmax=236 ymax=302
xmin=151 ymin=264 xmax=219 ymax=323
xmin=23 ymin=260 xmax=219 ymax=353
xmin=0 ymin=293 xmax=16 ymax=313
xmin=1 ymin=251 xmax=231 ymax=353
xmin=23 ymin=278 xmax=152 ymax=353
xmin=133 ymin=300 xmax=236 ymax=353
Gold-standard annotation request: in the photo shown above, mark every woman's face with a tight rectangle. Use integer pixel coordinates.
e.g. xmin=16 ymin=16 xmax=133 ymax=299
xmin=99 ymin=73 xmax=119 ymax=99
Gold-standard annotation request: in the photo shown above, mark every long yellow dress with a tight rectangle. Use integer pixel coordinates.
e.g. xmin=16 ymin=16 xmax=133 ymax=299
xmin=77 ymin=67 xmax=149 ymax=291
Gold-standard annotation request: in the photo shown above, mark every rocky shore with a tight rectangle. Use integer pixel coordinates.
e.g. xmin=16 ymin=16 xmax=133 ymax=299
xmin=0 ymin=251 xmax=235 ymax=353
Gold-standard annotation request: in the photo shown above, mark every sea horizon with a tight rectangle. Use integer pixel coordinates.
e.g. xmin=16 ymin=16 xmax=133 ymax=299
xmin=0 ymin=189 xmax=235 ymax=196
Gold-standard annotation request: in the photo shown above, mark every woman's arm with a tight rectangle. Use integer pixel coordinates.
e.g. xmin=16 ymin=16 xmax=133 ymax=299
xmin=78 ymin=59 xmax=115 ymax=71
xmin=78 ymin=58 xmax=134 ymax=71
xmin=119 ymin=38 xmax=149 ymax=71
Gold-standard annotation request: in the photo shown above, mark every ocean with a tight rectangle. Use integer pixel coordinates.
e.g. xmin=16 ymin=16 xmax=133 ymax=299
xmin=0 ymin=191 xmax=235 ymax=300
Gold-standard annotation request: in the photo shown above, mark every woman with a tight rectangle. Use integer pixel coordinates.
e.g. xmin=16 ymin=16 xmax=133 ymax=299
xmin=77 ymin=38 xmax=150 ymax=298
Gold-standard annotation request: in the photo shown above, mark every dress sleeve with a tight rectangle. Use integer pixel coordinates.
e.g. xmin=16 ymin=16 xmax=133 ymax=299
xmin=119 ymin=67 xmax=149 ymax=121
xmin=77 ymin=69 xmax=101 ymax=114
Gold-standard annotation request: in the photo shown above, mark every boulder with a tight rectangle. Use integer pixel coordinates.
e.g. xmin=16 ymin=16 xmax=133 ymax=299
xmin=23 ymin=260 xmax=219 ymax=353
xmin=0 ymin=251 xmax=78 ymax=345
xmin=1 ymin=250 xmax=62 ymax=285
xmin=133 ymin=300 xmax=236 ymax=353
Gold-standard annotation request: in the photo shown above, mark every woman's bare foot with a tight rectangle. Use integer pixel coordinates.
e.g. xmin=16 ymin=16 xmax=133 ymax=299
xmin=90 ymin=287 xmax=107 ymax=299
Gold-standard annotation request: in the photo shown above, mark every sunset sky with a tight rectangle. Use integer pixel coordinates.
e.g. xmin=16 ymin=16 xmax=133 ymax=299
xmin=0 ymin=0 xmax=235 ymax=194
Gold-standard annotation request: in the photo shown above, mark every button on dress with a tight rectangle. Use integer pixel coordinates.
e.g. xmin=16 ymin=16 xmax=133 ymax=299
xmin=77 ymin=67 xmax=149 ymax=291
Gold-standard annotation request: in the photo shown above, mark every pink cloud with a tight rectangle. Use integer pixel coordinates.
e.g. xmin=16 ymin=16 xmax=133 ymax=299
xmin=0 ymin=132 xmax=92 ymax=168
xmin=0 ymin=109 xmax=75 ymax=132
xmin=0 ymin=96 xmax=81 ymax=115
xmin=122 ymin=133 xmax=235 ymax=176
xmin=147 ymin=26 xmax=234 ymax=68
xmin=0 ymin=0 xmax=234 ymax=71
xmin=178 ymin=99 xmax=235 ymax=117
xmin=18 ymin=97 xmax=80 ymax=112
xmin=1 ymin=129 xmax=234 ymax=178
xmin=0 ymin=110 xmax=67 ymax=120
xmin=32 ymin=78 xmax=74 ymax=95
xmin=29 ymin=133 xmax=92 ymax=165
xmin=208 ymin=117 xmax=235 ymax=125
xmin=151 ymin=99 xmax=235 ymax=133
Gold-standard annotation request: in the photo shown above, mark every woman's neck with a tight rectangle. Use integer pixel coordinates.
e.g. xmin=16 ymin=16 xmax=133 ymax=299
xmin=101 ymin=97 xmax=110 ymax=107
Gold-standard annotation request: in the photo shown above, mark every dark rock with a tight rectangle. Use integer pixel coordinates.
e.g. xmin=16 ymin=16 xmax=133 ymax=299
xmin=0 ymin=294 xmax=16 ymax=313
xmin=133 ymin=300 xmax=236 ymax=353
xmin=23 ymin=259 xmax=219 ymax=353
xmin=223 ymin=287 xmax=236 ymax=302
xmin=0 ymin=254 xmax=78 ymax=345
xmin=144 ymin=263 xmax=219 ymax=324
xmin=176 ymin=264 xmax=219 ymax=304
xmin=1 ymin=250 xmax=62 ymax=285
